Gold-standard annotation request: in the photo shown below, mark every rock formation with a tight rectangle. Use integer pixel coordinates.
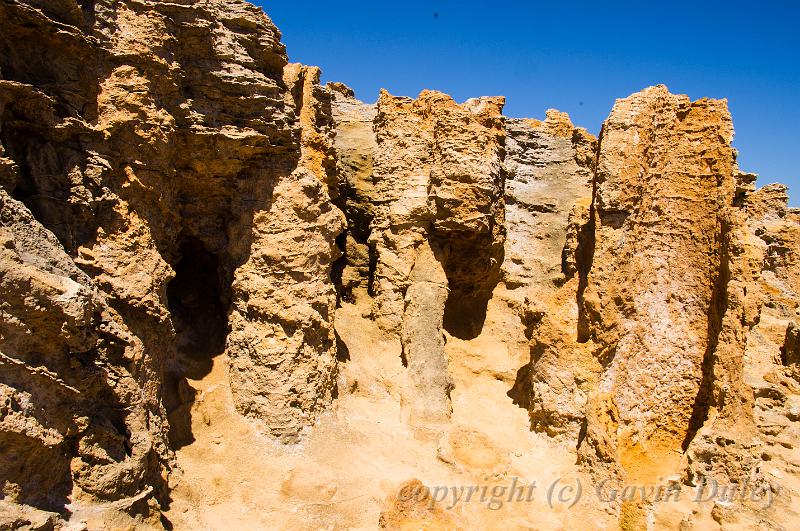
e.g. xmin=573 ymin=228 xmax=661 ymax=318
xmin=583 ymin=88 xmax=741 ymax=484
xmin=1 ymin=1 xmax=798 ymax=529
xmin=1 ymin=0 xmax=343 ymax=517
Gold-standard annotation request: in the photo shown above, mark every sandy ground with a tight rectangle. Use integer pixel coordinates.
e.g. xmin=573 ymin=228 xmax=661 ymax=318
xmin=158 ymin=293 xmax=617 ymax=530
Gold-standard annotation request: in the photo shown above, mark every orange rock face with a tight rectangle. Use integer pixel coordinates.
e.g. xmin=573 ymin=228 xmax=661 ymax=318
xmin=1 ymin=2 xmax=798 ymax=530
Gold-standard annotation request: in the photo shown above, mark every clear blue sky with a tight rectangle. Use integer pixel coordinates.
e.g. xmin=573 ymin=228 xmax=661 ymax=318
xmin=261 ymin=1 xmax=799 ymax=206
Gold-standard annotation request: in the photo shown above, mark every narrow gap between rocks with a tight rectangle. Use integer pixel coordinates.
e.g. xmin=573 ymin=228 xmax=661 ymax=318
xmin=164 ymin=237 xmax=230 ymax=449
xmin=331 ymin=231 xmax=348 ymax=304
xmin=331 ymin=185 xmax=376 ymax=303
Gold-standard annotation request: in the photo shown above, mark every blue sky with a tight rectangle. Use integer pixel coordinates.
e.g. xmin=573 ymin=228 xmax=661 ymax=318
xmin=261 ymin=1 xmax=799 ymax=206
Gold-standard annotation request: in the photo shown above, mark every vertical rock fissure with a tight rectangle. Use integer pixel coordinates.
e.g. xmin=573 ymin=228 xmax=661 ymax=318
xmin=783 ymin=323 xmax=800 ymax=366
xmin=576 ymin=129 xmax=601 ymax=345
xmin=330 ymin=178 xmax=376 ymax=304
xmin=164 ymin=237 xmax=230 ymax=449
xmin=331 ymin=231 xmax=348 ymax=304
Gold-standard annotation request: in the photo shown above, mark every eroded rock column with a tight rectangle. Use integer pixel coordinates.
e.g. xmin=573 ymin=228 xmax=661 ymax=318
xmin=368 ymin=90 xmax=506 ymax=420
xmin=401 ymin=241 xmax=453 ymax=423
xmin=564 ymin=87 xmax=743 ymax=508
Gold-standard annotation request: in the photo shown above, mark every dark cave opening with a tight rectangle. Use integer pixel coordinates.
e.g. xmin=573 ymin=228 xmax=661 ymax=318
xmin=9 ymin=166 xmax=37 ymax=205
xmin=331 ymin=231 xmax=348 ymax=304
xmin=438 ymin=234 xmax=503 ymax=341
xmin=443 ymin=291 xmax=493 ymax=340
xmin=163 ymin=237 xmax=230 ymax=449
xmin=1 ymin=114 xmax=40 ymax=207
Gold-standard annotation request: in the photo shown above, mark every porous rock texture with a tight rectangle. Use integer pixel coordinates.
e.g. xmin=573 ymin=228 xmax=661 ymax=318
xmin=1 ymin=1 xmax=799 ymax=530
xmin=1 ymin=0 xmax=343 ymax=523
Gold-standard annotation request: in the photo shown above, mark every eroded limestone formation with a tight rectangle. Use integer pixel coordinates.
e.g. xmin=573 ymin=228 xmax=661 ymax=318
xmin=1 ymin=1 xmax=798 ymax=529
xmin=0 ymin=0 xmax=344 ymax=517
xmin=580 ymin=87 xmax=741 ymax=486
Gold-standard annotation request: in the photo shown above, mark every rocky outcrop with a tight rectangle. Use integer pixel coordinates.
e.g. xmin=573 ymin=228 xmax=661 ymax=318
xmin=577 ymin=86 xmax=742 ymax=490
xmin=369 ymin=90 xmax=506 ymax=338
xmin=356 ymin=90 xmax=507 ymax=422
xmin=1 ymin=0 xmax=344 ymax=517
xmin=1 ymin=188 xmax=165 ymax=511
xmin=508 ymin=85 xmax=800 ymax=528
xmin=500 ymin=112 xmax=598 ymax=440
xmin=225 ymin=168 xmax=343 ymax=442
xmin=227 ymin=63 xmax=344 ymax=442
xmin=692 ymin=182 xmax=800 ymax=525
xmin=1 ymin=1 xmax=799 ymax=530
xmin=502 ymin=111 xmax=595 ymax=296
xmin=283 ymin=64 xmax=339 ymax=197
xmin=400 ymin=240 xmax=452 ymax=423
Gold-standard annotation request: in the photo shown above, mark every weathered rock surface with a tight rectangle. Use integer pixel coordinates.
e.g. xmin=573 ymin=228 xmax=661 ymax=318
xmin=502 ymin=111 xmax=595 ymax=295
xmin=350 ymin=90 xmax=507 ymax=423
xmin=501 ymin=112 xmax=597 ymax=442
xmin=1 ymin=1 xmax=799 ymax=530
xmin=328 ymin=86 xmax=378 ymax=299
xmin=578 ymin=86 xmax=742 ymax=491
xmin=512 ymin=86 xmax=800 ymax=528
xmin=369 ymin=90 xmax=506 ymax=336
xmin=1 ymin=188 xmax=165 ymax=512
xmin=1 ymin=0 xmax=344 ymax=521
